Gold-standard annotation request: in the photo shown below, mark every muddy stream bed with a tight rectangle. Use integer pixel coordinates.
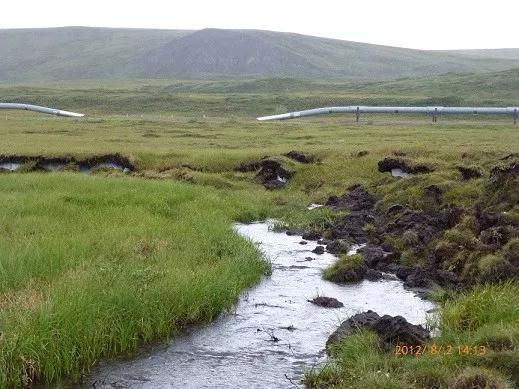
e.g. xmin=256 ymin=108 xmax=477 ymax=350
xmin=84 ymin=222 xmax=434 ymax=388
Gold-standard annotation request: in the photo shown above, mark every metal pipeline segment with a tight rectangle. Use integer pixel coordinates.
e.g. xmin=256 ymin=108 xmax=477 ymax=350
xmin=0 ymin=103 xmax=84 ymax=117
xmin=257 ymin=106 xmax=519 ymax=121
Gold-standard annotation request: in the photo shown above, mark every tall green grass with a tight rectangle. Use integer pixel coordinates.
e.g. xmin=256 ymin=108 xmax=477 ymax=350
xmin=0 ymin=173 xmax=271 ymax=387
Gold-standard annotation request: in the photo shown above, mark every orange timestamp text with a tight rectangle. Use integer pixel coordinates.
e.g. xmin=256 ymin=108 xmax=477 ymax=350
xmin=394 ymin=344 xmax=486 ymax=357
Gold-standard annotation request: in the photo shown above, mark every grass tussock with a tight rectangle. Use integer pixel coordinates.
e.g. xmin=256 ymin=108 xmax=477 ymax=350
xmin=323 ymin=254 xmax=365 ymax=283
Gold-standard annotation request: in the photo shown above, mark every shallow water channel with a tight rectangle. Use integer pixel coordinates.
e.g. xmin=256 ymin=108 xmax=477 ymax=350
xmin=85 ymin=222 xmax=434 ymax=388
xmin=0 ymin=161 xmax=130 ymax=173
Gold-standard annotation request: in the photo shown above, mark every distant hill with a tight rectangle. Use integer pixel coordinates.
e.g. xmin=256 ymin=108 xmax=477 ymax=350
xmin=0 ymin=27 xmax=189 ymax=81
xmin=1 ymin=27 xmax=519 ymax=82
xmin=444 ymin=49 xmax=519 ymax=61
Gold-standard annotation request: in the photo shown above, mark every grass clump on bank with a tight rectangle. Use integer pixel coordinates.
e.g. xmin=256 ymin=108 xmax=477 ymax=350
xmin=323 ymin=254 xmax=365 ymax=283
xmin=0 ymin=173 xmax=271 ymax=387
xmin=305 ymin=282 xmax=519 ymax=388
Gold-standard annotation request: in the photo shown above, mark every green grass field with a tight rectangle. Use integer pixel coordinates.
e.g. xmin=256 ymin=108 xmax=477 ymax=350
xmin=0 ymin=79 xmax=518 ymax=387
xmin=0 ymin=174 xmax=273 ymax=387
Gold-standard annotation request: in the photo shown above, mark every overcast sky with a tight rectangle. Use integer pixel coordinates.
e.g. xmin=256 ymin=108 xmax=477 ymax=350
xmin=1 ymin=0 xmax=518 ymax=50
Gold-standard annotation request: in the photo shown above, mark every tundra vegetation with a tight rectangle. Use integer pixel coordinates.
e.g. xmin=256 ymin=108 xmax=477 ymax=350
xmin=0 ymin=74 xmax=518 ymax=387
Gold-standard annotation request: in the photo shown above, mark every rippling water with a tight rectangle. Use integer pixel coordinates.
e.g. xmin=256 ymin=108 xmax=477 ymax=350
xmin=85 ymin=222 xmax=434 ymax=388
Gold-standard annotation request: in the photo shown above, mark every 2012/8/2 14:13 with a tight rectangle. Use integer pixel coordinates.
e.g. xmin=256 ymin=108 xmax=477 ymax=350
xmin=395 ymin=344 xmax=487 ymax=357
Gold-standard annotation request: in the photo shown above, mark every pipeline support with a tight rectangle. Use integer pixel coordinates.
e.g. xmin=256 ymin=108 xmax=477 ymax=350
xmin=257 ymin=106 xmax=519 ymax=123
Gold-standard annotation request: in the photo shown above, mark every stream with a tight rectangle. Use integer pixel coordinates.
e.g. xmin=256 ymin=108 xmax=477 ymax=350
xmin=85 ymin=222 xmax=434 ymax=388
xmin=0 ymin=160 xmax=130 ymax=173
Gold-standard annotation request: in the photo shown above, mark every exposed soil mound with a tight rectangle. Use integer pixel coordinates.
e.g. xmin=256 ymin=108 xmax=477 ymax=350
xmin=301 ymin=231 xmax=321 ymax=241
xmin=236 ymin=158 xmax=293 ymax=189
xmin=372 ymin=314 xmax=431 ymax=351
xmin=0 ymin=155 xmax=30 ymax=165
xmin=327 ymin=311 xmax=380 ymax=346
xmin=284 ymin=150 xmax=316 ymax=164
xmin=386 ymin=205 xmax=462 ymax=244
xmin=78 ymin=153 xmax=135 ymax=171
xmin=322 ymin=185 xmax=378 ymax=248
xmin=359 ymin=245 xmax=386 ymax=268
xmin=327 ymin=311 xmax=430 ymax=351
xmin=327 ymin=210 xmax=376 ymax=244
xmin=326 ymin=184 xmax=375 ymax=211
xmin=378 ymin=158 xmax=434 ymax=174
xmin=309 ymin=296 xmax=344 ymax=308
xmin=312 ymin=246 xmax=325 ymax=255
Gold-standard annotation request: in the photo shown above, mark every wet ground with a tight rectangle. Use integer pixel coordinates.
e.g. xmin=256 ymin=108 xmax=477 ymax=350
xmin=0 ymin=154 xmax=133 ymax=173
xmin=391 ymin=168 xmax=409 ymax=178
xmin=0 ymin=162 xmax=129 ymax=173
xmin=0 ymin=162 xmax=21 ymax=171
xmin=84 ymin=222 xmax=434 ymax=389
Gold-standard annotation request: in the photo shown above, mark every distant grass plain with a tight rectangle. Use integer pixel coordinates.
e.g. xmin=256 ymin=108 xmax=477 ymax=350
xmin=0 ymin=73 xmax=518 ymax=387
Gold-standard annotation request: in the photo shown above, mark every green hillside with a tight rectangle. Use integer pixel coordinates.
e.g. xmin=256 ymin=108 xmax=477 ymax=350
xmin=0 ymin=27 xmax=190 ymax=81
xmin=1 ymin=27 xmax=519 ymax=82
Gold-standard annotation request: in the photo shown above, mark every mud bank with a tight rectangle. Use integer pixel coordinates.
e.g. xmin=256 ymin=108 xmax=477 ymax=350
xmin=235 ymin=151 xmax=316 ymax=190
xmin=0 ymin=154 xmax=134 ymax=173
xmin=304 ymin=154 xmax=519 ymax=292
xmin=83 ymin=222 xmax=433 ymax=388
xmin=378 ymin=157 xmax=434 ymax=175
xmin=306 ymin=184 xmax=459 ymax=293
xmin=236 ymin=158 xmax=294 ymax=189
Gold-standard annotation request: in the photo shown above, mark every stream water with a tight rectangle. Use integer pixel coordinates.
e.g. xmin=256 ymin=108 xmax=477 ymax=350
xmin=0 ymin=162 xmax=21 ymax=171
xmin=0 ymin=161 xmax=129 ymax=173
xmin=85 ymin=222 xmax=434 ymax=388
xmin=391 ymin=168 xmax=410 ymax=178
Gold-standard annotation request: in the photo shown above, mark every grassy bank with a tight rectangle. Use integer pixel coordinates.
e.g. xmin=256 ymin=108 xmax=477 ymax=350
xmin=305 ymin=282 xmax=519 ymax=388
xmin=303 ymin=150 xmax=518 ymax=387
xmin=0 ymin=173 xmax=271 ymax=386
